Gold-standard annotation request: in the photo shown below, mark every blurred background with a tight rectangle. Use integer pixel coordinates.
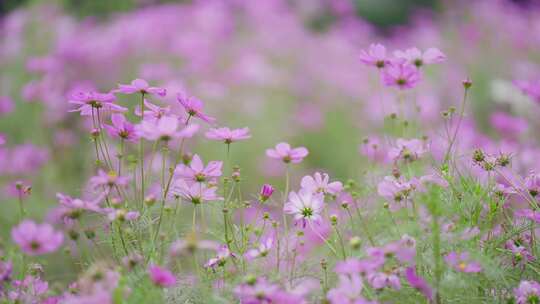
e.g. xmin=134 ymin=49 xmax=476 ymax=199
xmin=2 ymin=0 xmax=540 ymax=283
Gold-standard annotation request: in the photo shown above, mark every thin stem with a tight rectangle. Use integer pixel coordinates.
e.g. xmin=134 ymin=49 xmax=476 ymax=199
xmin=444 ymin=86 xmax=470 ymax=164
xmin=309 ymin=222 xmax=339 ymax=257
xmin=139 ymin=93 xmax=146 ymax=206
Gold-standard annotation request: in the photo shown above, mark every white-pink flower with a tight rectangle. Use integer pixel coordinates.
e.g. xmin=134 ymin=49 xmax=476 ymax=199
xmin=300 ymin=172 xmax=342 ymax=196
xmin=266 ymin=142 xmax=309 ymax=164
xmin=284 ymin=190 xmax=324 ymax=227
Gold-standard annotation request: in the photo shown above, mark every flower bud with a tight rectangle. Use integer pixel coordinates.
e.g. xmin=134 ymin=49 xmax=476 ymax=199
xmin=349 ymin=236 xmax=362 ymax=250
xmin=259 ymin=184 xmax=274 ymax=202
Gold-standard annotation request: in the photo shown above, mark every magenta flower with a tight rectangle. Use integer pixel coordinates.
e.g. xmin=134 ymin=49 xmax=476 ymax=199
xmin=514 ymin=280 xmax=540 ymax=304
xmin=174 ymin=154 xmax=222 ymax=183
xmin=69 ymin=91 xmax=126 ymax=116
xmin=171 ymin=179 xmax=222 ymax=204
xmin=148 ymin=264 xmax=176 ymax=288
xmin=444 ymin=251 xmax=482 ymax=273
xmin=116 ymin=78 xmax=166 ymax=97
xmin=259 ymin=184 xmax=275 ymax=202
xmin=177 ymin=92 xmax=215 ymax=123
xmin=266 ymin=142 xmax=309 ymax=164
xmin=233 ymin=277 xmax=281 ymax=303
xmin=382 ymin=62 xmax=421 ymax=90
xmin=56 ymin=192 xmax=104 ymax=218
xmin=405 ymin=267 xmax=433 ymax=301
xmin=393 ymin=47 xmax=446 ymax=67
xmin=359 ymin=43 xmax=389 ymax=68
xmin=0 ymin=133 xmax=5 ymax=146
xmin=11 ymin=220 xmax=64 ymax=255
xmin=104 ymin=114 xmax=139 ymax=142
xmin=205 ymin=127 xmax=251 ymax=144
xmin=367 ymin=271 xmax=401 ymax=290
xmin=300 ymin=172 xmax=343 ymax=196
xmin=0 ymin=260 xmax=12 ymax=282
xmin=136 ymin=115 xmax=199 ymax=141
xmin=284 ymin=190 xmax=324 ymax=227
xmin=377 ymin=176 xmax=416 ymax=211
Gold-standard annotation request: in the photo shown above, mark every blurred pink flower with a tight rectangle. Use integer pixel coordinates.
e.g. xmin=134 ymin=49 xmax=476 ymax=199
xmin=489 ymin=111 xmax=528 ymax=140
xmin=514 ymin=280 xmax=540 ymax=304
xmin=388 ymin=138 xmax=428 ymax=162
xmin=444 ymin=251 xmax=482 ymax=273
xmin=405 ymin=267 xmax=433 ymax=301
xmin=393 ymin=47 xmax=446 ymax=67
xmin=135 ymin=99 xmax=171 ymax=120
xmin=0 ymin=96 xmax=14 ymax=116
xmin=171 ymin=179 xmax=222 ymax=204
xmin=11 ymin=220 xmax=64 ymax=255
xmin=148 ymin=264 xmax=176 ymax=288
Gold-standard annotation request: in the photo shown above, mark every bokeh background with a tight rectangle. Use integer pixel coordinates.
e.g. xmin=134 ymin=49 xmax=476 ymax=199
xmin=2 ymin=0 xmax=540 ymax=284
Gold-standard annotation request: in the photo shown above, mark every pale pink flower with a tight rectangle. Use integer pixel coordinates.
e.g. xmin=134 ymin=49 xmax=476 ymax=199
xmin=171 ymin=179 xmax=222 ymax=204
xmin=69 ymin=91 xmax=126 ymax=116
xmin=174 ymin=154 xmax=222 ymax=183
xmin=11 ymin=220 xmax=64 ymax=255
xmin=393 ymin=47 xmax=446 ymax=67
xmin=245 ymin=238 xmax=273 ymax=259
xmin=205 ymin=127 xmax=251 ymax=144
xmin=266 ymin=142 xmax=309 ymax=164
xmin=388 ymin=138 xmax=428 ymax=161
xmin=135 ymin=99 xmax=171 ymax=121
xmin=116 ymin=78 xmax=166 ymax=97
xmin=382 ymin=62 xmax=421 ymax=90
xmin=359 ymin=43 xmax=389 ymax=68
xmin=284 ymin=190 xmax=324 ymax=227
xmin=177 ymin=92 xmax=215 ymax=123
xmin=136 ymin=115 xmax=199 ymax=141
xmin=300 ymin=172 xmax=342 ymax=196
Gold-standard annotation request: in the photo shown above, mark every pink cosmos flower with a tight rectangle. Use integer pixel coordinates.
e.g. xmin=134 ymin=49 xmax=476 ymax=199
xmin=116 ymin=78 xmax=166 ymax=97
xmin=11 ymin=220 xmax=64 ymax=255
xmin=515 ymin=209 xmax=540 ymax=224
xmin=405 ymin=267 xmax=433 ymax=301
xmin=205 ymin=127 xmax=251 ymax=144
xmin=524 ymin=171 xmax=540 ymax=198
xmin=393 ymin=47 xmax=446 ymax=67
xmin=89 ymin=170 xmax=130 ymax=191
xmin=284 ymin=190 xmax=324 ymax=227
xmin=444 ymin=251 xmax=482 ymax=273
xmin=8 ymin=275 xmax=50 ymax=303
xmin=0 ymin=133 xmax=5 ymax=145
xmin=388 ymin=138 xmax=428 ymax=162
xmin=171 ymin=179 xmax=222 ymax=204
xmin=105 ymin=209 xmax=140 ymax=222
xmin=204 ymin=245 xmax=235 ymax=269
xmin=104 ymin=114 xmax=139 ymax=142
xmin=359 ymin=43 xmax=389 ymax=68
xmin=0 ymin=260 xmax=12 ymax=282
xmin=69 ymin=91 xmax=126 ymax=116
xmin=377 ymin=176 xmax=417 ymax=211
xmin=245 ymin=238 xmax=273 ymax=259
xmin=382 ymin=62 xmax=421 ymax=90
xmin=514 ymin=280 xmax=540 ymax=304
xmin=234 ymin=277 xmax=302 ymax=303
xmin=300 ymin=172 xmax=343 ymax=196
xmin=359 ymin=136 xmax=388 ymax=163
xmin=266 ymin=142 xmax=309 ymax=164
xmin=367 ymin=271 xmax=401 ymax=290
xmin=505 ymin=240 xmax=535 ymax=266
xmin=174 ymin=154 xmax=222 ymax=183
xmin=148 ymin=265 xmax=176 ymax=288
xmin=56 ymin=193 xmax=104 ymax=219
xmin=177 ymin=92 xmax=215 ymax=123
xmin=135 ymin=99 xmax=171 ymax=121
xmin=169 ymin=237 xmax=219 ymax=257
xmin=136 ymin=115 xmax=199 ymax=141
